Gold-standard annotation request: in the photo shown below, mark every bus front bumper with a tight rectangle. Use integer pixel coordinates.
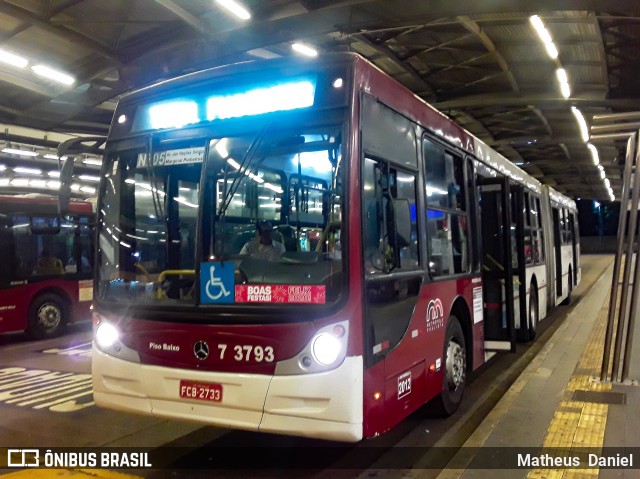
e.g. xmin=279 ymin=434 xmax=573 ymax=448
xmin=92 ymin=347 xmax=363 ymax=442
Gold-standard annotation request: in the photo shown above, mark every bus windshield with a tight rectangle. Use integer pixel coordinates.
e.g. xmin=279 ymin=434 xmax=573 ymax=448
xmin=97 ymin=120 xmax=345 ymax=310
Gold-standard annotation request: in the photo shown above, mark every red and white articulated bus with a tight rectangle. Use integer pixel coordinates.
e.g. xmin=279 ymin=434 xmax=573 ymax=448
xmin=0 ymin=195 xmax=94 ymax=338
xmin=83 ymin=53 xmax=580 ymax=442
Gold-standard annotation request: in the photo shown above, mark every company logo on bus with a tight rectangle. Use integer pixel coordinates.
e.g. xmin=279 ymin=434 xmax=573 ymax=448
xmin=426 ymin=298 xmax=445 ymax=332
xmin=193 ymin=341 xmax=210 ymax=361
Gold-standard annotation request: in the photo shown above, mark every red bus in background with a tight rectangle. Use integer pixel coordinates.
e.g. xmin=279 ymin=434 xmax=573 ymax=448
xmin=83 ymin=53 xmax=580 ymax=442
xmin=0 ymin=195 xmax=94 ymax=338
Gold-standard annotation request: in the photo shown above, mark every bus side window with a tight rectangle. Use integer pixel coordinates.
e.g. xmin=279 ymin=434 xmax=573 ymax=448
xmin=362 ymin=157 xmax=419 ymax=274
xmin=424 ymin=138 xmax=469 ymax=276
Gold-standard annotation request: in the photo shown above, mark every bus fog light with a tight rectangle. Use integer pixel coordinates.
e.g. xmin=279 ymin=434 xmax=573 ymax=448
xmin=311 ymin=333 xmax=341 ymax=365
xmin=96 ymin=322 xmax=120 ymax=349
xmin=300 ymin=355 xmax=312 ymax=368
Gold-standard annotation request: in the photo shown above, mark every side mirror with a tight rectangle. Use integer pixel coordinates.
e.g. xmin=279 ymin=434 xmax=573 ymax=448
xmin=56 ymin=135 xmax=106 ymax=215
xmin=58 ymin=156 xmax=74 ymax=215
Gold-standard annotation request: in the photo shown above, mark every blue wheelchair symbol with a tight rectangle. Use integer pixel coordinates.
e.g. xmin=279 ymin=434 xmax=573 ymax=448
xmin=200 ymin=262 xmax=234 ymax=304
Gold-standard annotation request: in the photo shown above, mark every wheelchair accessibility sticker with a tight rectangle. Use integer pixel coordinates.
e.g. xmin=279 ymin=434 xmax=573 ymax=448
xmin=200 ymin=262 xmax=234 ymax=304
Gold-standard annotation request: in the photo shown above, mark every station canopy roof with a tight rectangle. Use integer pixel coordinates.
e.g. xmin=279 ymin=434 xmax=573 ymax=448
xmin=1 ymin=0 xmax=639 ymax=201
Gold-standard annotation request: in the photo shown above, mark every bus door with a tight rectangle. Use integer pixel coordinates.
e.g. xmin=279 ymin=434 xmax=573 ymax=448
xmin=552 ymin=208 xmax=562 ymax=297
xmin=511 ymin=185 xmax=528 ymax=340
xmin=478 ymin=177 xmax=517 ymax=353
xmin=569 ymin=212 xmax=579 ymax=285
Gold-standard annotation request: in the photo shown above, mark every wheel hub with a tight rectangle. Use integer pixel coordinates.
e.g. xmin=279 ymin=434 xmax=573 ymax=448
xmin=446 ymin=340 xmax=465 ymax=389
xmin=38 ymin=304 xmax=61 ymax=329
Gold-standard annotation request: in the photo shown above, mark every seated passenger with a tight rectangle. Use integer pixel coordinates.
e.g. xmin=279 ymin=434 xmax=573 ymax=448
xmin=240 ymin=221 xmax=285 ymax=261
xmin=36 ymin=250 xmax=65 ymax=275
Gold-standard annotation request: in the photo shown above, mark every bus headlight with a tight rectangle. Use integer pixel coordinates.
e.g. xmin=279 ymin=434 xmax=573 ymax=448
xmin=311 ymin=332 xmax=342 ymax=365
xmin=275 ymin=320 xmax=349 ymax=375
xmin=96 ymin=322 xmax=120 ymax=349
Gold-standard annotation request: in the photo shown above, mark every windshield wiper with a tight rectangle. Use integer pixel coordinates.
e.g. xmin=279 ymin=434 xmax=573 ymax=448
xmin=145 ymin=137 xmax=167 ymax=227
xmin=217 ymin=122 xmax=271 ymax=219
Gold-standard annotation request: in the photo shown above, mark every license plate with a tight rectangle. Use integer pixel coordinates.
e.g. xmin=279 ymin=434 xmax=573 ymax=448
xmin=179 ymin=380 xmax=223 ymax=402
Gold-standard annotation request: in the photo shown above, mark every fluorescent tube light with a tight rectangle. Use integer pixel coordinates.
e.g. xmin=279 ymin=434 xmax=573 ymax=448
xmin=79 ymin=175 xmax=101 ymax=182
xmin=31 ymin=64 xmax=75 ymax=85
xmin=571 ymin=107 xmax=589 ymax=142
xmin=292 ymin=43 xmax=318 ymax=57
xmin=82 ymin=158 xmax=102 ymax=166
xmin=215 ymin=0 xmax=251 ymax=20
xmin=587 ymin=143 xmax=600 ymax=166
xmin=3 ymin=148 xmax=38 ymax=156
xmin=0 ymin=49 xmax=28 ymax=68
xmin=14 ymin=167 xmax=42 ymax=175
xmin=43 ymin=154 xmax=68 ymax=161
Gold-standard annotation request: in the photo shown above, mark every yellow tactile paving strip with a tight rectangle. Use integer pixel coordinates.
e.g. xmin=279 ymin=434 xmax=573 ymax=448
xmin=527 ymin=292 xmax=612 ymax=479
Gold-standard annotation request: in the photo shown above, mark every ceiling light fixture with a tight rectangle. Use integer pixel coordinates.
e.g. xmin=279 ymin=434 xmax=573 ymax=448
xmin=82 ymin=158 xmax=103 ymax=166
xmin=0 ymin=49 xmax=28 ymax=68
xmin=529 ymin=15 xmax=559 ymax=60
xmin=292 ymin=43 xmax=318 ymax=57
xmin=215 ymin=0 xmax=251 ymax=20
xmin=556 ymin=68 xmax=571 ymax=98
xmin=3 ymin=147 xmax=38 ymax=157
xmin=14 ymin=167 xmax=42 ymax=175
xmin=571 ymin=107 xmax=589 ymax=142
xmin=78 ymin=175 xmax=101 ymax=182
xmin=43 ymin=153 xmax=68 ymax=161
xmin=587 ymin=143 xmax=600 ymax=166
xmin=31 ymin=64 xmax=75 ymax=85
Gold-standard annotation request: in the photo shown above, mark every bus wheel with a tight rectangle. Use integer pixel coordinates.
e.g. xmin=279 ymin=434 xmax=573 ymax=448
xmin=27 ymin=293 xmax=68 ymax=340
xmin=528 ymin=288 xmax=539 ymax=341
xmin=434 ymin=316 xmax=466 ymax=416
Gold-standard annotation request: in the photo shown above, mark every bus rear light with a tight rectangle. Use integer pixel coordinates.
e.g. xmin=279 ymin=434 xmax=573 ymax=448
xmin=373 ymin=391 xmax=382 ymax=401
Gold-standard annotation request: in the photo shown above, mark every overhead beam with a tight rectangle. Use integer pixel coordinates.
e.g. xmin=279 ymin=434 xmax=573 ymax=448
xmin=0 ymin=1 xmax=121 ymax=65
xmin=153 ymin=0 xmax=208 ymax=35
xmin=457 ymin=16 xmax=519 ymax=94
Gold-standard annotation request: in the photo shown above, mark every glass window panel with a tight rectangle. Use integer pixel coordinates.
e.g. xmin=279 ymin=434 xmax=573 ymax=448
xmin=426 ymin=210 xmax=469 ymax=276
xmin=424 ymin=139 xmax=465 ymax=211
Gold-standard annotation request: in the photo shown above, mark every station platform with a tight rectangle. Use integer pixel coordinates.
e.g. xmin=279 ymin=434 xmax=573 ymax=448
xmin=437 ymin=254 xmax=639 ymax=479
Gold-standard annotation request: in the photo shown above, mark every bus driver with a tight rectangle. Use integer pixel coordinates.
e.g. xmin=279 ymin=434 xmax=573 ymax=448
xmin=240 ymin=221 xmax=285 ymax=261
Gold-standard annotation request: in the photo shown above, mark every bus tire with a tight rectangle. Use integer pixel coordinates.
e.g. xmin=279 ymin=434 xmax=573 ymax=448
xmin=561 ymin=268 xmax=572 ymax=305
xmin=27 ymin=293 xmax=69 ymax=340
xmin=433 ymin=315 xmax=466 ymax=416
xmin=527 ymin=287 xmax=539 ymax=341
